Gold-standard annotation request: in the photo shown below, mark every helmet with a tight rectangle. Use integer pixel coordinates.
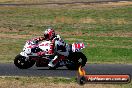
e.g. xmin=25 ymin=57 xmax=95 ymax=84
xmin=44 ymin=28 xmax=55 ymax=40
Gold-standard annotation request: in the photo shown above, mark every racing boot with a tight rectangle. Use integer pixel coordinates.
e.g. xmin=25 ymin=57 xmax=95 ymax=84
xmin=48 ymin=55 xmax=58 ymax=67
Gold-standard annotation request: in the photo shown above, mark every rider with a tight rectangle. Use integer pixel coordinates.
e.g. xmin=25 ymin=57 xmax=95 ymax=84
xmin=34 ymin=28 xmax=69 ymax=68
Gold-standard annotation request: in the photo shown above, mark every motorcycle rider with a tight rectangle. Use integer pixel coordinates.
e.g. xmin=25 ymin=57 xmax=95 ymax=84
xmin=34 ymin=28 xmax=69 ymax=68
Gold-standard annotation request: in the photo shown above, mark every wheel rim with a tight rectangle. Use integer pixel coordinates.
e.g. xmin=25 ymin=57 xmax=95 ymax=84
xmin=17 ymin=57 xmax=27 ymax=66
xmin=78 ymin=58 xmax=82 ymax=63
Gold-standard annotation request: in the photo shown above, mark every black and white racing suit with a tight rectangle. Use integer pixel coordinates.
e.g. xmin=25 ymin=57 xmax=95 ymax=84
xmin=48 ymin=35 xmax=69 ymax=67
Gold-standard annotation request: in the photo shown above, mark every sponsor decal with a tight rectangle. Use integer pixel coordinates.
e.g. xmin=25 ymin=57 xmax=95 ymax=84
xmin=77 ymin=66 xmax=131 ymax=85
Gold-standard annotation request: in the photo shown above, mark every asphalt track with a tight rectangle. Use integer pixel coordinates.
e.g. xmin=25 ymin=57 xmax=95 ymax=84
xmin=0 ymin=63 xmax=132 ymax=78
xmin=0 ymin=0 xmax=131 ymax=6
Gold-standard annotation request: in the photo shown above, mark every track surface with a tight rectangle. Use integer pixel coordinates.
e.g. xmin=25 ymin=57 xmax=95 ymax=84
xmin=0 ymin=0 xmax=131 ymax=6
xmin=0 ymin=63 xmax=132 ymax=78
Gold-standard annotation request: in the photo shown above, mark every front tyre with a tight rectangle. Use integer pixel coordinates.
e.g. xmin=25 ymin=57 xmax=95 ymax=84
xmin=14 ymin=54 xmax=35 ymax=69
xmin=66 ymin=52 xmax=87 ymax=70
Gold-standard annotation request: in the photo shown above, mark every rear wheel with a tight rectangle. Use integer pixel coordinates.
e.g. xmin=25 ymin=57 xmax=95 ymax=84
xmin=66 ymin=52 xmax=87 ymax=70
xmin=14 ymin=54 xmax=35 ymax=69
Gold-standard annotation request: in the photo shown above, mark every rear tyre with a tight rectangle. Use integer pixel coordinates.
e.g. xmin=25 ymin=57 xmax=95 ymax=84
xmin=66 ymin=52 xmax=87 ymax=70
xmin=14 ymin=54 xmax=35 ymax=69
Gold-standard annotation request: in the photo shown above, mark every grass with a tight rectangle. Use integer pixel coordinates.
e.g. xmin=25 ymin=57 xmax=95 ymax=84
xmin=0 ymin=1 xmax=132 ymax=63
xmin=0 ymin=0 xmax=124 ymax=4
xmin=0 ymin=76 xmax=132 ymax=88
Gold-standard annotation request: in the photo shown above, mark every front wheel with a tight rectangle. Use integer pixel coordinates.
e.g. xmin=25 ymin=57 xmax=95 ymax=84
xmin=14 ymin=54 xmax=35 ymax=69
xmin=66 ymin=52 xmax=87 ymax=70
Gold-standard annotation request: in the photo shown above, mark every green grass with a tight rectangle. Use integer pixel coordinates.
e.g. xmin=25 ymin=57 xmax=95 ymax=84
xmin=0 ymin=0 xmax=124 ymax=4
xmin=0 ymin=2 xmax=132 ymax=63
xmin=1 ymin=76 xmax=75 ymax=84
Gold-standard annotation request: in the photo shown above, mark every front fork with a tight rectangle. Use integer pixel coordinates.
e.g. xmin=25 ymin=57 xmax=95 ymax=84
xmin=20 ymin=52 xmax=39 ymax=63
xmin=20 ymin=52 xmax=28 ymax=57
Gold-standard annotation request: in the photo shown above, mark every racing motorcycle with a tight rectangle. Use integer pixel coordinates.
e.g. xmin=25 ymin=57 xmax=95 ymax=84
xmin=14 ymin=38 xmax=87 ymax=70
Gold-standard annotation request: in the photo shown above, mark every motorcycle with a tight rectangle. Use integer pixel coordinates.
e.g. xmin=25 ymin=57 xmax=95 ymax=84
xmin=14 ymin=38 xmax=87 ymax=70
